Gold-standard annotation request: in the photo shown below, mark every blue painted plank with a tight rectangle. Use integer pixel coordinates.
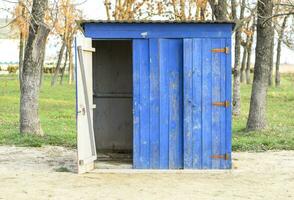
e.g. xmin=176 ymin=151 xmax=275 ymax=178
xmin=139 ymin=39 xmax=150 ymax=169
xmin=202 ymin=38 xmax=212 ymax=169
xmin=220 ymin=39 xmax=227 ymax=169
xmin=132 ymin=39 xmax=150 ymax=169
xmin=132 ymin=39 xmax=141 ymax=168
xmin=211 ymin=39 xmax=222 ymax=169
xmin=183 ymin=39 xmax=193 ymax=168
xmin=192 ymin=39 xmax=203 ymax=169
xmin=84 ymin=23 xmax=233 ymax=39
xmin=168 ymin=39 xmax=183 ymax=169
xmin=159 ymin=39 xmax=169 ymax=169
xmin=149 ymin=39 xmax=160 ymax=169
xmin=225 ymin=38 xmax=232 ymax=169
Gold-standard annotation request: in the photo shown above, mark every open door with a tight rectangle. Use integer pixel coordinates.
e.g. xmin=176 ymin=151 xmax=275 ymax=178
xmin=76 ymin=36 xmax=96 ymax=173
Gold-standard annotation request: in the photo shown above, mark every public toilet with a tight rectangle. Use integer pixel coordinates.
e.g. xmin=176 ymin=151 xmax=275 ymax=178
xmin=76 ymin=20 xmax=233 ymax=173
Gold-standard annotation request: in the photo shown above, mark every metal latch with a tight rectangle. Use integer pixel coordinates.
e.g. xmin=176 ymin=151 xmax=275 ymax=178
xmin=213 ymin=100 xmax=230 ymax=108
xmin=211 ymin=153 xmax=230 ymax=160
xmin=77 ymin=107 xmax=86 ymax=115
xmin=211 ymin=47 xmax=229 ymax=54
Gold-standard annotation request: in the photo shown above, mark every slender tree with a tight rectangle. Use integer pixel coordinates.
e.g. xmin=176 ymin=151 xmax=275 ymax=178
xmin=275 ymin=15 xmax=289 ymax=86
xmin=245 ymin=25 xmax=255 ymax=84
xmin=232 ymin=0 xmax=246 ymax=116
xmin=60 ymin=48 xmax=68 ymax=85
xmin=20 ymin=0 xmax=50 ymax=135
xmin=268 ymin=26 xmax=275 ymax=86
xmin=246 ymin=0 xmax=273 ymax=131
xmin=11 ymin=0 xmax=31 ymax=88
xmin=51 ymin=41 xmax=66 ymax=86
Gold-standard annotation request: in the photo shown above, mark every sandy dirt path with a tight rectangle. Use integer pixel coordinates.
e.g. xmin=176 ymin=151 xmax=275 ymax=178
xmin=0 ymin=146 xmax=293 ymax=200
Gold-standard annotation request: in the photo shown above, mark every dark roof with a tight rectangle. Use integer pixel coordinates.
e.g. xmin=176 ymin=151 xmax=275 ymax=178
xmin=78 ymin=20 xmax=235 ymax=27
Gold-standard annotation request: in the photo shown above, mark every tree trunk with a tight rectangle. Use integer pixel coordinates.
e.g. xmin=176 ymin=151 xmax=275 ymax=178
xmin=20 ymin=0 xmax=50 ymax=135
xmin=68 ymin=42 xmax=74 ymax=84
xmin=232 ymin=0 xmax=245 ymax=116
xmin=18 ymin=4 xmax=25 ymax=88
xmin=51 ymin=41 xmax=66 ymax=86
xmin=268 ymin=29 xmax=275 ymax=86
xmin=60 ymin=48 xmax=68 ymax=85
xmin=240 ymin=45 xmax=247 ymax=83
xmin=208 ymin=0 xmax=228 ymax=20
xmin=246 ymin=31 xmax=254 ymax=84
xmin=246 ymin=0 xmax=273 ymax=131
xmin=19 ymin=33 xmax=25 ymax=88
xmin=275 ymin=15 xmax=289 ymax=87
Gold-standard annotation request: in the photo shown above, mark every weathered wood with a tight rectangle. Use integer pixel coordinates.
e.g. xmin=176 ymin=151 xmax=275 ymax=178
xmin=149 ymin=39 xmax=160 ymax=169
xmin=76 ymin=37 xmax=97 ymax=174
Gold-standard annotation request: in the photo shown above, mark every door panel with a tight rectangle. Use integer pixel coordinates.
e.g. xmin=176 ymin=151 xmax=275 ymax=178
xmin=133 ymin=39 xmax=183 ymax=169
xmin=76 ymin=36 xmax=97 ymax=174
xmin=183 ymin=38 xmax=231 ymax=169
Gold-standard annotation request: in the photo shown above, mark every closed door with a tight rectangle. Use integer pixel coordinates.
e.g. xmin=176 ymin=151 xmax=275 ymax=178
xmin=133 ymin=38 xmax=232 ymax=169
xmin=183 ymin=38 xmax=232 ymax=169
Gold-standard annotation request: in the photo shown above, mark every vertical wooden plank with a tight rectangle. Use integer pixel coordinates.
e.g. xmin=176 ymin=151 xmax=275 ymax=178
xmin=159 ymin=39 xmax=169 ymax=169
xmin=132 ymin=39 xmax=150 ymax=169
xmin=192 ymin=39 xmax=203 ymax=169
xmin=211 ymin=39 xmax=221 ymax=169
xmin=202 ymin=38 xmax=212 ymax=169
xmin=225 ymin=38 xmax=232 ymax=169
xmin=220 ymin=38 xmax=227 ymax=169
xmin=183 ymin=39 xmax=193 ymax=168
xmin=168 ymin=39 xmax=183 ymax=169
xmin=139 ymin=39 xmax=150 ymax=169
xmin=132 ymin=39 xmax=141 ymax=168
xmin=149 ymin=39 xmax=160 ymax=168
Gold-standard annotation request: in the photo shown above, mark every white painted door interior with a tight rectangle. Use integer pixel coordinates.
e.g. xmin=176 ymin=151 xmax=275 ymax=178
xmin=76 ymin=36 xmax=97 ymax=174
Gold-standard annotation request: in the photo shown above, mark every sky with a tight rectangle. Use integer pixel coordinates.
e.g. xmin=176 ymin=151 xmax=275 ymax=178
xmin=0 ymin=0 xmax=293 ymax=64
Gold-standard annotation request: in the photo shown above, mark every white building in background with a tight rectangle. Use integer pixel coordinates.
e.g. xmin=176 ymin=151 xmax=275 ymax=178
xmin=0 ymin=18 xmax=63 ymax=69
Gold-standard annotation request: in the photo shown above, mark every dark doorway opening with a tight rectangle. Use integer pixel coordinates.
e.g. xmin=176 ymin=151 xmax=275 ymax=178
xmin=92 ymin=40 xmax=133 ymax=169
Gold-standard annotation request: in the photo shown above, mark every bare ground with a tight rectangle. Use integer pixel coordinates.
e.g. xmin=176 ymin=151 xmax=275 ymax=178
xmin=0 ymin=146 xmax=293 ymax=200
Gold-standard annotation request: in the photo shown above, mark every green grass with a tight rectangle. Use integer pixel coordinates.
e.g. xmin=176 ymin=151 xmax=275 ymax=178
xmin=0 ymin=75 xmax=76 ymax=148
xmin=233 ymin=74 xmax=294 ymax=151
xmin=0 ymin=74 xmax=294 ymax=151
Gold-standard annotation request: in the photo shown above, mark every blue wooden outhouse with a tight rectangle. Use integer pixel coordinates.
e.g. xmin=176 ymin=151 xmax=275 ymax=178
xmin=76 ymin=20 xmax=233 ymax=173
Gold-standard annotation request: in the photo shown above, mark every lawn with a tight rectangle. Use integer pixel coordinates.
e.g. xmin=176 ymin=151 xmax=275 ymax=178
xmin=0 ymin=74 xmax=294 ymax=151
xmin=0 ymin=75 xmax=76 ymax=147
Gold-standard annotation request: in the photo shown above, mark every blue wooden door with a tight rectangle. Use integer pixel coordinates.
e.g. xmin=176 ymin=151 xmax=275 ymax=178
xmin=133 ymin=39 xmax=183 ymax=169
xmin=183 ymin=38 xmax=232 ymax=169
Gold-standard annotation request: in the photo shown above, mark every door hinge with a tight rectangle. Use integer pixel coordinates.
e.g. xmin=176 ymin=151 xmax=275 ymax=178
xmin=211 ymin=47 xmax=229 ymax=54
xmin=211 ymin=153 xmax=230 ymax=160
xmin=213 ymin=100 xmax=230 ymax=108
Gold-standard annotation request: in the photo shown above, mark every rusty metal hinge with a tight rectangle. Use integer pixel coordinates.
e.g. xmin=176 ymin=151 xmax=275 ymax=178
xmin=211 ymin=47 xmax=230 ymax=54
xmin=213 ymin=100 xmax=230 ymax=108
xmin=211 ymin=153 xmax=230 ymax=160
